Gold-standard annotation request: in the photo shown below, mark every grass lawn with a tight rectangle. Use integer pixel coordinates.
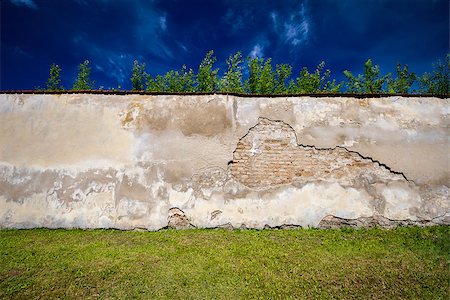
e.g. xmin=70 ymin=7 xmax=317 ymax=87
xmin=0 ymin=226 xmax=449 ymax=299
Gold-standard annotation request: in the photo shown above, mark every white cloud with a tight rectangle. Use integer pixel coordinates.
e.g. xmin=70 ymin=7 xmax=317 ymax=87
xmin=176 ymin=41 xmax=188 ymax=52
xmin=94 ymin=64 xmax=104 ymax=72
xmin=9 ymin=0 xmax=37 ymax=9
xmin=270 ymin=3 xmax=311 ymax=47
xmin=283 ymin=4 xmax=311 ymax=46
xmin=106 ymin=56 xmax=128 ymax=85
xmin=159 ymin=15 xmax=167 ymax=31
xmin=284 ymin=19 xmax=309 ymax=46
xmin=71 ymin=35 xmax=131 ymax=85
xmin=270 ymin=11 xmax=278 ymax=28
xmin=133 ymin=7 xmax=173 ymax=60
xmin=250 ymin=44 xmax=264 ymax=58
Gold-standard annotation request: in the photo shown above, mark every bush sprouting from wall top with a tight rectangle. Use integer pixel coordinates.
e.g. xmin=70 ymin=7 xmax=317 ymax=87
xmin=41 ymin=52 xmax=449 ymax=95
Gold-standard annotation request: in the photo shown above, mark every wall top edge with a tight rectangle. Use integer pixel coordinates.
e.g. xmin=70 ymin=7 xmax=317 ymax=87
xmin=0 ymin=90 xmax=448 ymax=99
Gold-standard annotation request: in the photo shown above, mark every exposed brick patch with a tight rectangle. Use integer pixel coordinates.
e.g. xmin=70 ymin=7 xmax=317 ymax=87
xmin=167 ymin=207 xmax=195 ymax=229
xmin=230 ymin=117 xmax=405 ymax=189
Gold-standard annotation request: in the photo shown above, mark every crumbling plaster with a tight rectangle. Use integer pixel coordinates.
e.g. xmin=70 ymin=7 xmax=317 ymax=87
xmin=0 ymin=93 xmax=448 ymax=229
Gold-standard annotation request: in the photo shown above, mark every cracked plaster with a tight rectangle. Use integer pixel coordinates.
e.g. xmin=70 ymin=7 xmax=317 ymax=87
xmin=0 ymin=94 xmax=448 ymax=229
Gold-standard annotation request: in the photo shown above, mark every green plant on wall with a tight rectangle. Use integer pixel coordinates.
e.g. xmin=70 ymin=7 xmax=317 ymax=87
xmin=417 ymin=54 xmax=449 ymax=94
xmin=36 ymin=51 xmax=449 ymax=95
xmin=72 ymin=60 xmax=95 ymax=90
xmin=131 ymin=60 xmax=148 ymax=91
xmin=274 ymin=63 xmax=292 ymax=94
xmin=293 ymin=64 xmax=322 ymax=93
xmin=45 ymin=63 xmax=64 ymax=91
xmin=245 ymin=57 xmax=275 ymax=94
xmin=163 ymin=70 xmax=181 ymax=92
xmin=196 ymin=50 xmax=219 ymax=92
xmin=166 ymin=65 xmax=195 ymax=92
xmin=386 ymin=64 xmax=416 ymax=93
xmin=344 ymin=59 xmax=390 ymax=93
xmin=259 ymin=58 xmax=275 ymax=94
xmin=179 ymin=65 xmax=196 ymax=92
xmin=290 ymin=61 xmax=341 ymax=93
xmin=146 ymin=65 xmax=195 ymax=92
xmin=220 ymin=51 xmax=244 ymax=93
xmin=245 ymin=57 xmax=262 ymax=94
xmin=147 ymin=74 xmax=165 ymax=92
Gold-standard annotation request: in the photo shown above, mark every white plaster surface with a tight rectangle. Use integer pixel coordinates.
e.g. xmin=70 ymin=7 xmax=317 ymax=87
xmin=0 ymin=94 xmax=448 ymax=229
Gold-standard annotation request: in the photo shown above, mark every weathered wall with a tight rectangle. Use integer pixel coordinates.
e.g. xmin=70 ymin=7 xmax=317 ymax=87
xmin=0 ymin=93 xmax=448 ymax=229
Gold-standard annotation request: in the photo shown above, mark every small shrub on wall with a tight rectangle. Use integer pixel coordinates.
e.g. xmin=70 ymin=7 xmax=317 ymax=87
xmin=40 ymin=53 xmax=449 ymax=95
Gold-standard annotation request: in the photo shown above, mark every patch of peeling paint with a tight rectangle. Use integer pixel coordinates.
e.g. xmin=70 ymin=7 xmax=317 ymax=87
xmin=0 ymin=94 xmax=448 ymax=230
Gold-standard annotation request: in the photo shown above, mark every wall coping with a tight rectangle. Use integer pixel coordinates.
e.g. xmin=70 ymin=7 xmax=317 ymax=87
xmin=0 ymin=90 xmax=448 ymax=99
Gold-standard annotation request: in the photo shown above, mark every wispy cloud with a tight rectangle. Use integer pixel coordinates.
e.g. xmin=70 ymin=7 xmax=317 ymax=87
xmin=159 ymin=15 xmax=167 ymax=31
xmin=105 ymin=55 xmax=129 ymax=85
xmin=270 ymin=12 xmax=278 ymax=28
xmin=271 ymin=3 xmax=311 ymax=47
xmin=9 ymin=0 xmax=37 ymax=9
xmin=249 ymin=44 xmax=264 ymax=58
xmin=72 ymin=35 xmax=132 ymax=85
xmin=284 ymin=20 xmax=309 ymax=46
xmin=134 ymin=6 xmax=173 ymax=60
xmin=176 ymin=41 xmax=188 ymax=52
xmin=68 ymin=2 xmax=175 ymax=85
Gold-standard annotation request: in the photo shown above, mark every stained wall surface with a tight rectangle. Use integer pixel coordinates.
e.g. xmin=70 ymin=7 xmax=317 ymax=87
xmin=0 ymin=93 xmax=448 ymax=229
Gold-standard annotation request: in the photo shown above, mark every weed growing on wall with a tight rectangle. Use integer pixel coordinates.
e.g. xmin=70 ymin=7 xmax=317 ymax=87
xmin=131 ymin=60 xmax=147 ymax=91
xmin=45 ymin=64 xmax=64 ymax=91
xmin=344 ymin=59 xmax=391 ymax=93
xmin=72 ymin=60 xmax=95 ymax=91
xmin=196 ymin=50 xmax=219 ymax=92
xmin=220 ymin=51 xmax=245 ymax=93
xmin=274 ymin=63 xmax=292 ymax=94
xmin=386 ymin=64 xmax=416 ymax=93
xmin=417 ymin=54 xmax=449 ymax=94
xmin=292 ymin=61 xmax=342 ymax=93
xmin=41 ymin=52 xmax=449 ymax=94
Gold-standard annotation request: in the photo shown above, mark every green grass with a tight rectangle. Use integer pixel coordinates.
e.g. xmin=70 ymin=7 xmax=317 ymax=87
xmin=1 ymin=226 xmax=448 ymax=299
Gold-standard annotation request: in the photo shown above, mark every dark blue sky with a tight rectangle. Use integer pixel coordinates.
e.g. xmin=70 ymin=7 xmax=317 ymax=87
xmin=1 ymin=0 xmax=448 ymax=90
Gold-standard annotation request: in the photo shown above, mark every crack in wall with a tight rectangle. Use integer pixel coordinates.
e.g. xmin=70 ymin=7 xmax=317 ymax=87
xmin=230 ymin=117 xmax=410 ymax=189
xmin=1 ymin=94 xmax=448 ymax=230
xmin=299 ymin=145 xmax=410 ymax=182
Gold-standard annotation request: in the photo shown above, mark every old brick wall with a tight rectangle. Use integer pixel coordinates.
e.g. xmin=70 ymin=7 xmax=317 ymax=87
xmin=0 ymin=94 xmax=448 ymax=229
xmin=231 ymin=118 xmax=404 ymax=189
